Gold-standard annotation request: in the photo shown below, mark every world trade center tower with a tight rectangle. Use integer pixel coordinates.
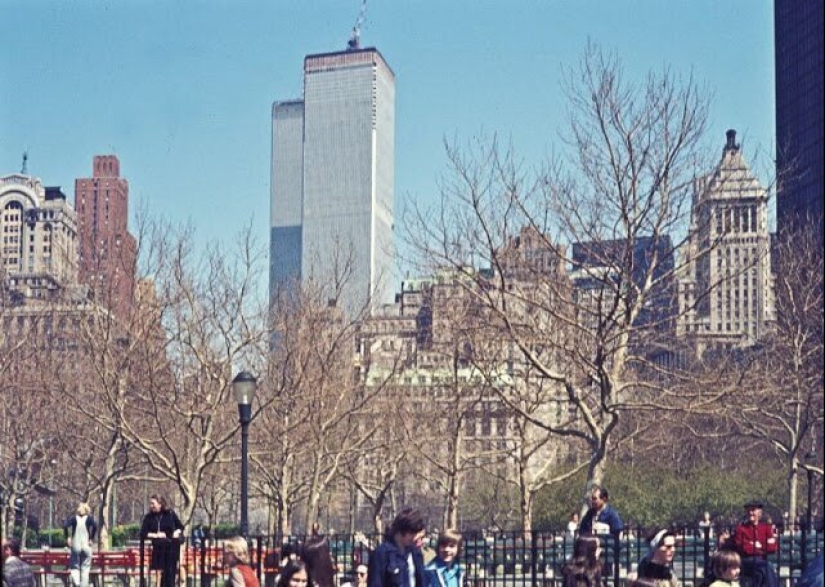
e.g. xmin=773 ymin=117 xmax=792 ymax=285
xmin=270 ymin=47 xmax=396 ymax=317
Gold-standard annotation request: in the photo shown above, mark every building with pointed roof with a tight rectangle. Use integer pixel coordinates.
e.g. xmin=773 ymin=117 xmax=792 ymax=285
xmin=677 ymin=130 xmax=775 ymax=350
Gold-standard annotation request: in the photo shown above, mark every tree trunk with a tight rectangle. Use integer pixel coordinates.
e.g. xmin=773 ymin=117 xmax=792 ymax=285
xmin=580 ymin=446 xmax=607 ymax=517
xmin=788 ymin=457 xmax=799 ymax=528
xmin=521 ymin=491 xmax=533 ymax=536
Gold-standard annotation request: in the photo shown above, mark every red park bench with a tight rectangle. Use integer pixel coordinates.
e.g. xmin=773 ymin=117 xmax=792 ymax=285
xmin=21 ymin=549 xmax=139 ymax=587
xmin=180 ymin=546 xmax=281 ymax=581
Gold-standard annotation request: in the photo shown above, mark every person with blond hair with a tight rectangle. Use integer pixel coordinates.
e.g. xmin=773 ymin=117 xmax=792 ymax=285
xmin=63 ymin=502 xmax=98 ymax=587
xmin=224 ymin=536 xmax=261 ymax=587
xmin=424 ymin=529 xmax=464 ymax=587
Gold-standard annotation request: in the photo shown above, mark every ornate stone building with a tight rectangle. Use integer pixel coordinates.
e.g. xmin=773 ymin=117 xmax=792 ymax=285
xmin=1 ymin=173 xmax=79 ymax=301
xmin=677 ymin=130 xmax=775 ymax=349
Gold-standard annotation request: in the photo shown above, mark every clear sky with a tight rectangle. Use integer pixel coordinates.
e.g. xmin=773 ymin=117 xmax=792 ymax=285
xmin=1 ymin=1 xmax=776 ymax=261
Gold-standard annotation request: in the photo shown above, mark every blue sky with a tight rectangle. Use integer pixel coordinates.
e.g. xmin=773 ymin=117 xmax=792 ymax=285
xmin=1 ymin=1 xmax=776 ymax=259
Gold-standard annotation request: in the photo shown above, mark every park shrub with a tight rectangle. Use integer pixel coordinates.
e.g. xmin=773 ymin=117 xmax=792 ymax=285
xmin=533 ymin=462 xmax=786 ymax=531
xmin=213 ymin=523 xmax=240 ymax=539
xmin=38 ymin=529 xmax=67 ymax=548
xmin=112 ymin=524 xmax=141 ymax=547
xmin=13 ymin=527 xmax=39 ymax=548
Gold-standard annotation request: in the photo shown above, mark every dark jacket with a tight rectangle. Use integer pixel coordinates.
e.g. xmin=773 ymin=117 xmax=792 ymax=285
xmin=140 ymin=509 xmax=185 ymax=572
xmin=63 ymin=515 xmax=98 ymax=542
xmin=637 ymin=557 xmax=679 ymax=587
xmin=368 ymin=536 xmax=425 ymax=587
xmin=579 ymin=505 xmax=624 ymax=536
xmin=139 ymin=509 xmax=185 ymax=541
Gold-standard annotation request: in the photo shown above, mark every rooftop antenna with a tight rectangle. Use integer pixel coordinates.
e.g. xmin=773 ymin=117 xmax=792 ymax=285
xmin=21 ymin=150 xmax=28 ymax=174
xmin=347 ymin=0 xmax=367 ymax=50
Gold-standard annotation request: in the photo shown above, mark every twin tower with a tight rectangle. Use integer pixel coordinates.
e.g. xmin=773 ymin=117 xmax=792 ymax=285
xmin=270 ymin=47 xmax=396 ymax=316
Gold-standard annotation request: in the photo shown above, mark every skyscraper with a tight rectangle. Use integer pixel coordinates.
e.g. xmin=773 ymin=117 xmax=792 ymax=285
xmin=270 ymin=47 xmax=396 ymax=316
xmin=74 ymin=155 xmax=137 ymax=321
xmin=677 ymin=130 xmax=774 ymax=350
xmin=774 ymin=0 xmax=824 ymax=239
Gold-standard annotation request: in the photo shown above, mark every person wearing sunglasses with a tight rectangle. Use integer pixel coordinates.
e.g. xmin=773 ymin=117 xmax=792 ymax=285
xmin=342 ymin=565 xmax=369 ymax=587
xmin=637 ymin=530 xmax=679 ymax=587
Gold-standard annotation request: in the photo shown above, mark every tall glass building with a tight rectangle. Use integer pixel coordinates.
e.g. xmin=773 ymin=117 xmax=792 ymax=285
xmin=774 ymin=0 xmax=824 ymax=240
xmin=270 ymin=48 xmax=396 ymax=316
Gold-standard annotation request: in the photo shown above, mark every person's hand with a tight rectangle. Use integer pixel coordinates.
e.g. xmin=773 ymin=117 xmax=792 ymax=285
xmin=67 ymin=538 xmax=73 ymax=549
xmin=717 ymin=530 xmax=730 ymax=547
xmin=754 ymin=541 xmax=762 ymax=549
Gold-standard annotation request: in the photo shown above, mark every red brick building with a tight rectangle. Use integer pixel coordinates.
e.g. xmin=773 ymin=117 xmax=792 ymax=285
xmin=74 ymin=155 xmax=137 ymax=321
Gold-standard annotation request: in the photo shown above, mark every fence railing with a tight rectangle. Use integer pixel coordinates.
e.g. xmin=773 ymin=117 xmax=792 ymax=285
xmin=40 ymin=525 xmax=820 ymax=587
xmin=154 ymin=525 xmax=823 ymax=587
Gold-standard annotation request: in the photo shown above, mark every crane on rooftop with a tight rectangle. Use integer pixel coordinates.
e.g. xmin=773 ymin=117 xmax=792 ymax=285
xmin=347 ymin=0 xmax=367 ymax=50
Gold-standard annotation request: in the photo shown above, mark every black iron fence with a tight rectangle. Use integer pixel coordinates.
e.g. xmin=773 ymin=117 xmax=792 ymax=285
xmin=146 ymin=525 xmax=822 ymax=587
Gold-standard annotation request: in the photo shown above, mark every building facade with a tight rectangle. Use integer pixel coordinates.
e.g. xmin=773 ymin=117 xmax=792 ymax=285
xmin=74 ymin=155 xmax=137 ymax=321
xmin=271 ymin=47 xmax=396 ymax=316
xmin=677 ymin=130 xmax=775 ymax=349
xmin=774 ymin=0 xmax=824 ymax=240
xmin=571 ymin=235 xmax=676 ymax=337
xmin=1 ymin=174 xmax=79 ymax=301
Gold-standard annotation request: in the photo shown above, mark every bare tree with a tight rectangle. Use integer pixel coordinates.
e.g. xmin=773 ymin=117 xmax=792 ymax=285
xmin=255 ymin=272 xmax=394 ymax=534
xmin=114 ymin=218 xmax=270 ymax=526
xmin=338 ymin=408 xmax=409 ymax=534
xmin=734 ymin=218 xmax=824 ymax=516
xmin=0 ymin=318 xmax=63 ymax=541
xmin=403 ymin=44 xmax=718 ymax=511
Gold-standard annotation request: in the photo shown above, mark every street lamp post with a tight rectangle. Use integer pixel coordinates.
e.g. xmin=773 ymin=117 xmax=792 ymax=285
xmin=232 ymin=371 xmax=257 ymax=538
xmin=800 ymin=451 xmax=818 ymax=571
xmin=807 ymin=465 xmax=814 ymax=532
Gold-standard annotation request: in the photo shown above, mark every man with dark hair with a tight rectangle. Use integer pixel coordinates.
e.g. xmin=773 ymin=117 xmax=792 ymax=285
xmin=368 ymin=508 xmax=426 ymax=587
xmin=2 ymin=537 xmax=36 ymax=587
xmin=579 ymin=485 xmax=623 ymax=536
xmin=579 ymin=485 xmax=624 ymax=582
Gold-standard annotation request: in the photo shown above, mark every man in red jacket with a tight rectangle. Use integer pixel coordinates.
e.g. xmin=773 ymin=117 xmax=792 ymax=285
xmin=730 ymin=501 xmax=779 ymax=587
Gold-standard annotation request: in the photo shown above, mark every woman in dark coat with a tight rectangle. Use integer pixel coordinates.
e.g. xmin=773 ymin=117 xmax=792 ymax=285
xmin=140 ymin=494 xmax=185 ymax=587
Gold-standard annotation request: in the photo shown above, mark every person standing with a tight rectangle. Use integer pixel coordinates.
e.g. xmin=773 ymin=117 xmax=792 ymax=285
xmin=2 ymin=538 xmax=36 ymax=587
xmin=302 ymin=536 xmax=336 ymax=587
xmin=637 ymin=530 xmax=679 ymax=587
xmin=727 ymin=501 xmax=778 ymax=587
xmin=368 ymin=508 xmax=426 ymax=587
xmin=423 ymin=529 xmax=464 ymax=587
xmin=63 ymin=502 xmax=98 ymax=587
xmin=140 ymin=494 xmax=185 ymax=587
xmin=698 ymin=512 xmax=714 ymax=539
xmin=567 ymin=513 xmax=580 ymax=539
xmin=579 ymin=486 xmax=623 ymax=536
